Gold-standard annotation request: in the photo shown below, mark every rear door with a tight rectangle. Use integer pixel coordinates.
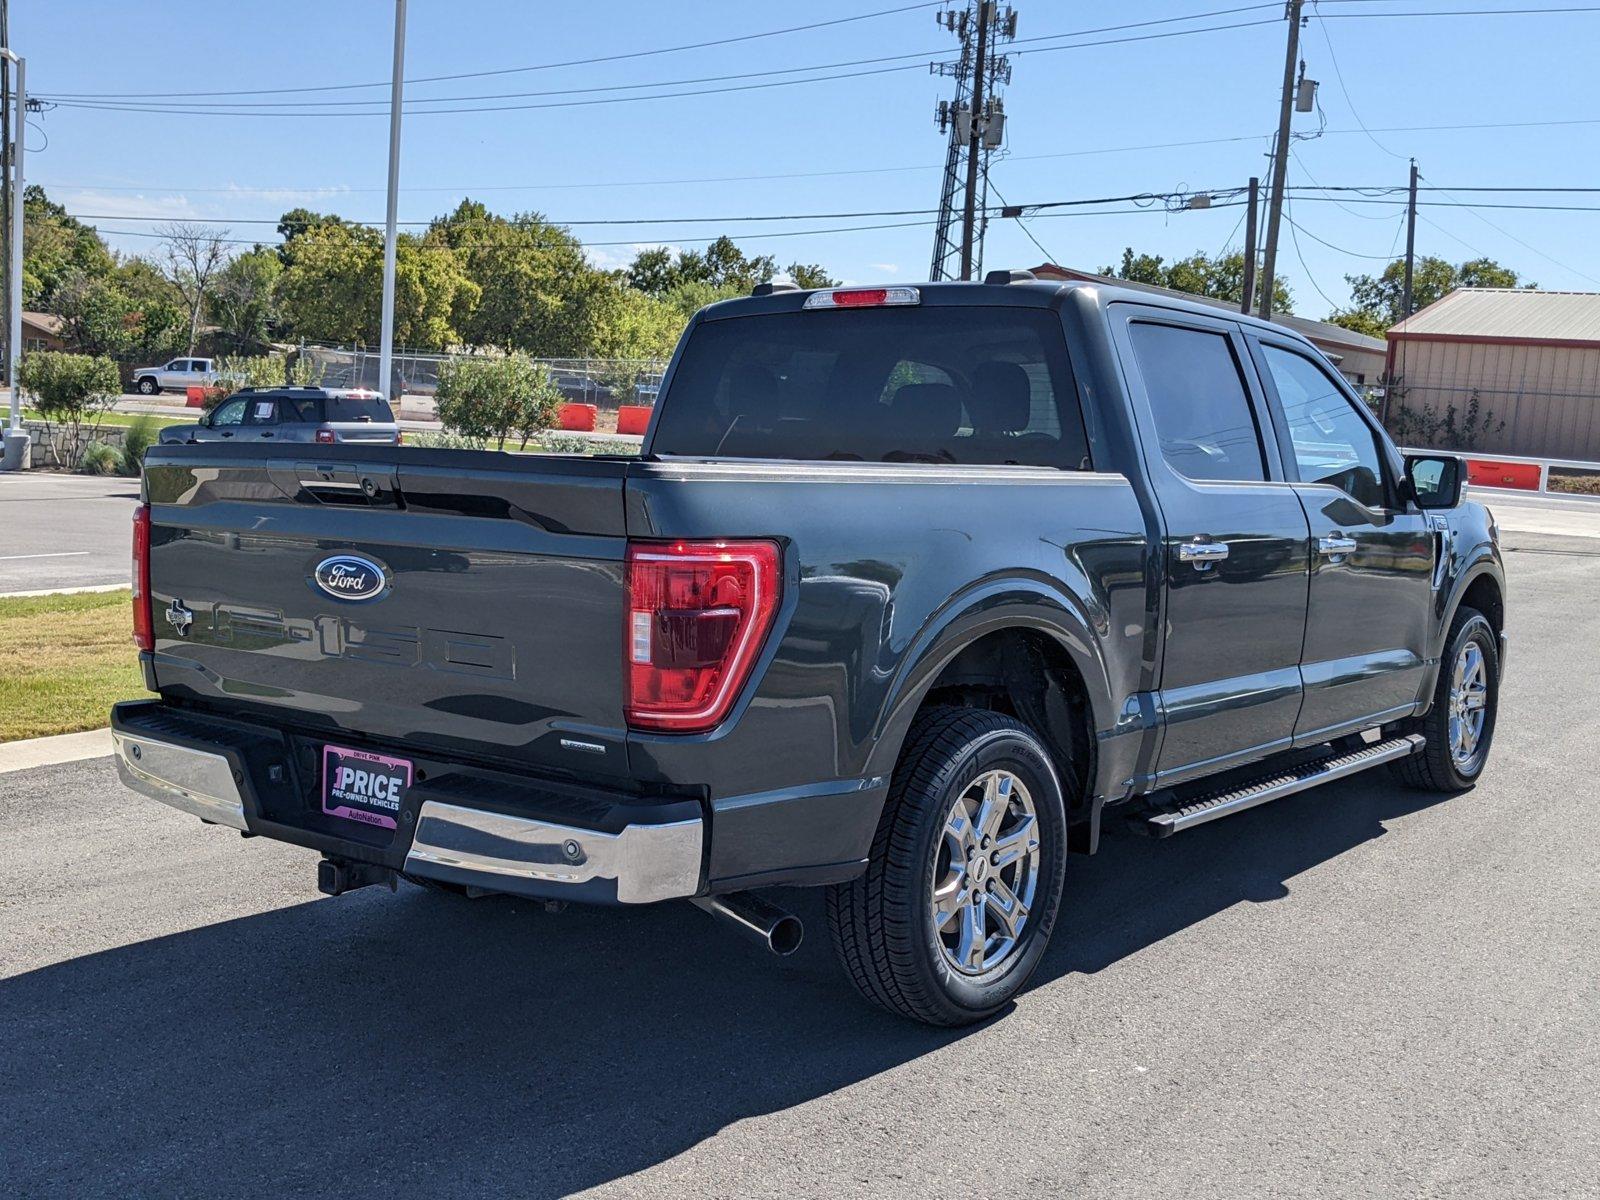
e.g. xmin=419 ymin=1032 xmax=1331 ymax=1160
xmin=1248 ymin=334 xmax=1434 ymax=742
xmin=1110 ymin=305 xmax=1312 ymax=786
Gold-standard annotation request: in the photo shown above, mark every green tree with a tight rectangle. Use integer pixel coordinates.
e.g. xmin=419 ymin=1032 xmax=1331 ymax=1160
xmin=208 ymin=247 xmax=282 ymax=351
xmin=426 ymin=201 xmax=604 ymax=355
xmin=18 ymin=350 xmax=121 ymax=467
xmin=276 ymin=208 xmax=346 ymax=265
xmin=23 ymin=186 xmax=116 ymax=309
xmin=1341 ymin=255 xmax=1533 ymax=332
xmin=435 ymin=352 xmax=563 ymax=449
xmin=52 ymin=263 xmax=185 ymax=360
xmin=1101 ymin=247 xmax=1293 ymax=314
xmin=625 ymin=235 xmax=779 ymax=297
xmin=785 ymin=261 xmax=839 ymax=289
xmin=276 ymin=222 xmax=475 ymax=349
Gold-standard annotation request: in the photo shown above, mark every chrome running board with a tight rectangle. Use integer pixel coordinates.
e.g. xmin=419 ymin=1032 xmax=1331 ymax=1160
xmin=1144 ymin=734 xmax=1425 ymax=837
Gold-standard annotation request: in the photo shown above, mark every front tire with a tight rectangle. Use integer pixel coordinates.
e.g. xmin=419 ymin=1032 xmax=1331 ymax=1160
xmin=828 ymin=706 xmax=1068 ymax=1026
xmin=136 ymin=377 xmax=158 ymax=395
xmin=1391 ymin=606 xmax=1500 ymax=792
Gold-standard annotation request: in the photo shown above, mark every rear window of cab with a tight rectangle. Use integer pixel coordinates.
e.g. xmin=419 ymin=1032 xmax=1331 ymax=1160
xmin=651 ymin=306 xmax=1091 ymax=469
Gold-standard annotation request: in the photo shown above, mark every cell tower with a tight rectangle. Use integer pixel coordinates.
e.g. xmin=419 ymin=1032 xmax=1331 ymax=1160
xmin=929 ymin=1 xmax=1017 ymax=281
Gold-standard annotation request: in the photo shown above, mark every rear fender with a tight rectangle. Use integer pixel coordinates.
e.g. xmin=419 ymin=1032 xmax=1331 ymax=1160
xmin=864 ymin=576 xmax=1118 ymax=796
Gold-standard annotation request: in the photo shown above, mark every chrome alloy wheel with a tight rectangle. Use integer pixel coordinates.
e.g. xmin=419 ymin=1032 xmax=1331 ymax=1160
xmin=930 ymin=769 xmax=1042 ymax=975
xmin=1448 ymin=641 xmax=1490 ymax=771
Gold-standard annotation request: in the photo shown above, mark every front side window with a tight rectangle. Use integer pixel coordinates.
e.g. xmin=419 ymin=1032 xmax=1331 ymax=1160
xmin=1262 ymin=344 xmax=1387 ymax=508
xmin=210 ymin=398 xmax=247 ymax=427
xmin=1127 ymin=322 xmax=1267 ymax=483
xmin=166 ymin=360 xmax=186 ymax=372
xmin=651 ymin=307 xmax=1090 ymax=469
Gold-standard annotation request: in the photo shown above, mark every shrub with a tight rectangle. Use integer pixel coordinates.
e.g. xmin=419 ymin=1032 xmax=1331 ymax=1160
xmin=404 ymin=429 xmax=487 ymax=451
xmin=18 ymin=351 xmax=121 ymax=468
xmin=80 ymin=441 xmax=120 ymax=475
xmin=209 ymin=354 xmax=287 ymax=407
xmin=435 ymin=352 xmax=563 ymax=450
xmin=119 ymin=414 xmax=158 ymax=475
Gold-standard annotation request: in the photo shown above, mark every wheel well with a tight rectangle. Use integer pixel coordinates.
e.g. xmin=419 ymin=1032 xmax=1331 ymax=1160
xmin=917 ymin=628 xmax=1094 ymax=812
xmin=1459 ymin=573 xmax=1504 ymax=635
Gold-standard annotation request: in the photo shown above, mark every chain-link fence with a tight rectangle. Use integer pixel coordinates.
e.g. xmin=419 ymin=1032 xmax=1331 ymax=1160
xmin=296 ymin=343 xmax=666 ymax=410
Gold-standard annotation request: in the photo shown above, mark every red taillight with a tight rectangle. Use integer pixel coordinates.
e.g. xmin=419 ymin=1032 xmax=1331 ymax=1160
xmin=316 ymin=428 xmax=336 ymax=444
xmin=132 ymin=503 xmax=153 ymax=651
xmin=625 ymin=540 xmax=781 ymax=732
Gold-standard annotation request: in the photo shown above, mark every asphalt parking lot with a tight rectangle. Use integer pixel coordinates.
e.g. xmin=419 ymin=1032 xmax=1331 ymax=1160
xmin=0 ymin=472 xmax=140 ymax=594
xmin=2 ymin=537 xmax=1596 ymax=1199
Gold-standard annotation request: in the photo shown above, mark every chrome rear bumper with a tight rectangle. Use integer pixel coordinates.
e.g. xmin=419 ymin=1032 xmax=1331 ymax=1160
xmin=111 ymin=722 xmax=702 ymax=904
xmin=113 ymin=729 xmax=248 ymax=831
xmin=404 ymin=802 xmax=702 ymax=904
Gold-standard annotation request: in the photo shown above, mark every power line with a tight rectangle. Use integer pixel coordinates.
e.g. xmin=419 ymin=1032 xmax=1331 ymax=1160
xmin=37 ymin=2 xmax=948 ymax=100
xmin=1309 ymin=1 xmax=1407 ymax=160
xmin=43 ymin=18 xmax=1293 ymax=118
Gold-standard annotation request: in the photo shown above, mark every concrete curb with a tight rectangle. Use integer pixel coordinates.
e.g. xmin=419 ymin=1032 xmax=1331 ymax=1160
xmin=0 ymin=583 xmax=127 ymax=599
xmin=0 ymin=728 xmax=114 ymax=775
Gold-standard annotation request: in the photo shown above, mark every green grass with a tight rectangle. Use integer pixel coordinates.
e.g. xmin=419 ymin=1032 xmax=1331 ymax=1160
xmin=0 ymin=590 xmax=146 ymax=742
xmin=21 ymin=408 xmax=192 ymax=430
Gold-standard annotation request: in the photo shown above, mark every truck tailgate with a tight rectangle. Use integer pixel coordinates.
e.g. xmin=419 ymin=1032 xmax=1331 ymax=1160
xmin=142 ymin=445 xmax=633 ymax=778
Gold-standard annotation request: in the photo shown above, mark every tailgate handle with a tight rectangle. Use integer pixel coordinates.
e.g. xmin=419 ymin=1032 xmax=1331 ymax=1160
xmin=279 ymin=461 xmax=403 ymax=507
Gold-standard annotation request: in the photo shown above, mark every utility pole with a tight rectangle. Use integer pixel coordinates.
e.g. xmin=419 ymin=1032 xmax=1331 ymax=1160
xmin=1401 ymin=158 xmax=1419 ymax=320
xmin=1257 ymin=0 xmax=1303 ymax=322
xmin=929 ymin=3 xmax=1016 ymax=281
xmin=957 ymin=1 xmax=992 ymax=281
xmin=1240 ymin=176 xmax=1260 ymax=314
xmin=377 ymin=0 xmax=406 ymax=406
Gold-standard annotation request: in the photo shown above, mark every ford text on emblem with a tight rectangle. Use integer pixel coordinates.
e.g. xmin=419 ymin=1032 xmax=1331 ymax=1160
xmin=313 ymin=554 xmax=387 ymax=602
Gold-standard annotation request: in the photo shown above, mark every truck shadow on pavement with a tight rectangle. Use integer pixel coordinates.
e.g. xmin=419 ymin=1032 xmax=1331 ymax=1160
xmin=1 ymin=775 xmax=1457 ymax=1198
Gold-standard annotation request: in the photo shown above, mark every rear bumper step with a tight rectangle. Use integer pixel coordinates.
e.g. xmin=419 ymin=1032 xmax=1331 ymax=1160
xmin=110 ymin=701 xmax=703 ymax=905
xmin=1143 ymin=734 xmax=1425 ymax=837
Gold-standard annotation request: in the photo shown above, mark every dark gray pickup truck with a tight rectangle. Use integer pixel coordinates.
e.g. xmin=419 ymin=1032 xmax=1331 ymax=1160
xmin=113 ymin=278 xmax=1505 ymax=1026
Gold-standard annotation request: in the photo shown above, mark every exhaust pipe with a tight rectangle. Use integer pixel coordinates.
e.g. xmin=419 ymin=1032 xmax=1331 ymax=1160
xmin=692 ymin=892 xmax=803 ymax=956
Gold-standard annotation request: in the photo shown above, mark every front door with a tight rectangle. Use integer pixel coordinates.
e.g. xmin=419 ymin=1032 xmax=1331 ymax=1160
xmin=1111 ymin=306 xmax=1312 ymax=787
xmin=1249 ymin=337 xmax=1435 ymax=743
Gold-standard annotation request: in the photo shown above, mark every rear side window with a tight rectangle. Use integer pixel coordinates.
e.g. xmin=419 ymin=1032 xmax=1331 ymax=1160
xmin=324 ymin=396 xmax=393 ymax=423
xmin=1127 ymin=322 xmax=1267 ymax=483
xmin=651 ymin=307 xmax=1089 ymax=468
xmin=280 ymin=395 xmax=322 ymax=423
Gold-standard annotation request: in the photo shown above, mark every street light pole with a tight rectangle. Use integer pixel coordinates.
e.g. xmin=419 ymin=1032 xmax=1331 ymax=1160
xmin=0 ymin=46 xmax=23 ymax=466
xmin=377 ymin=0 xmax=405 ymax=405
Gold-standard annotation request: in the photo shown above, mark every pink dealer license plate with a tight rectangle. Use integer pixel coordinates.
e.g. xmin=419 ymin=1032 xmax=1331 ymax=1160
xmin=321 ymin=745 xmax=412 ymax=830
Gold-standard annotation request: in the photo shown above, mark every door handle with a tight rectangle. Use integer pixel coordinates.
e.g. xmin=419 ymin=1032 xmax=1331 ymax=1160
xmin=219 ymin=431 xmax=233 ymax=438
xmin=1317 ymin=534 xmax=1358 ymax=559
xmin=1177 ymin=540 xmax=1230 ymax=570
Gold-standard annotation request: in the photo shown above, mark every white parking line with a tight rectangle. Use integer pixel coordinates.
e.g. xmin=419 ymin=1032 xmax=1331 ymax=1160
xmin=0 ymin=551 xmax=91 ymax=561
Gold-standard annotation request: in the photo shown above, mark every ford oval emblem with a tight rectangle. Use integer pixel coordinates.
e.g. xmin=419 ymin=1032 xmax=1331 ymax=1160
xmin=313 ymin=554 xmax=387 ymax=602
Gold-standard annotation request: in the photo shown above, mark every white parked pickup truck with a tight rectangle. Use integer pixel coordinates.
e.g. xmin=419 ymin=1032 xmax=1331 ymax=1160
xmin=132 ymin=357 xmax=218 ymax=395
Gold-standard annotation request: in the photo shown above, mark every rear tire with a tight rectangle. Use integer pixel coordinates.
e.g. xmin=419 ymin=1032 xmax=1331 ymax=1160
xmin=136 ymin=377 xmax=158 ymax=395
xmin=1391 ymin=606 xmax=1499 ymax=792
xmin=827 ymin=706 xmax=1068 ymax=1026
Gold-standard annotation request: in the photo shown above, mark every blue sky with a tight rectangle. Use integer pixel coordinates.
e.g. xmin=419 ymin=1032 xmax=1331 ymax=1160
xmin=17 ymin=0 xmax=1600 ymax=314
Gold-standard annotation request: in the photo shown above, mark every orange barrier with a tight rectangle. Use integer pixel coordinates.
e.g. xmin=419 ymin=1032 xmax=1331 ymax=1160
xmin=558 ymin=402 xmax=597 ymax=432
xmin=617 ymin=405 xmax=653 ymax=435
xmin=184 ymin=386 xmax=209 ymax=408
xmin=1466 ymin=459 xmax=1541 ymax=491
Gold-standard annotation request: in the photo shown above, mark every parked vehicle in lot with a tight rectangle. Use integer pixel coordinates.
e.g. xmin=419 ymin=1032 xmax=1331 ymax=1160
xmin=114 ymin=276 xmax=1505 ymax=1026
xmin=156 ymin=387 xmax=400 ymax=446
xmin=132 ymin=357 xmax=217 ymax=395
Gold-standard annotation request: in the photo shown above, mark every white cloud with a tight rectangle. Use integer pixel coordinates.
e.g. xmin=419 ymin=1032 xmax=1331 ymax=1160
xmin=868 ymin=262 xmax=901 ymax=275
